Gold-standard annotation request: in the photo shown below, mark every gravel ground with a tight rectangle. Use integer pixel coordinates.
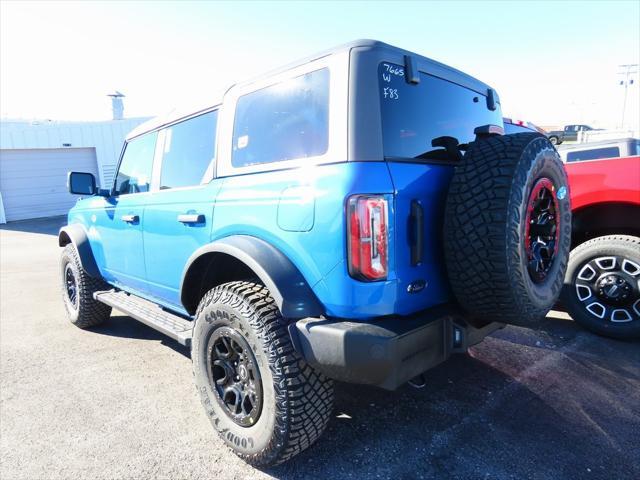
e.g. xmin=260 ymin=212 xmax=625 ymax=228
xmin=1 ymin=217 xmax=639 ymax=480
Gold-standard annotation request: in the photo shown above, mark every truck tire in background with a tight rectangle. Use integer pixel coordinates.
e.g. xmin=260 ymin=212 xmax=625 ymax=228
xmin=444 ymin=132 xmax=571 ymax=326
xmin=561 ymin=235 xmax=640 ymax=339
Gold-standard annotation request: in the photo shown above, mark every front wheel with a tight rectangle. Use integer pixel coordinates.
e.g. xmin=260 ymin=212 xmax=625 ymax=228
xmin=60 ymin=244 xmax=111 ymax=328
xmin=561 ymin=235 xmax=640 ymax=339
xmin=192 ymin=281 xmax=334 ymax=466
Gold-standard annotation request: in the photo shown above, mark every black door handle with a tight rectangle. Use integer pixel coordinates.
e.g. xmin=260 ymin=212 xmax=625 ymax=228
xmin=177 ymin=214 xmax=204 ymax=224
xmin=410 ymin=200 xmax=423 ymax=266
xmin=121 ymin=214 xmax=139 ymax=223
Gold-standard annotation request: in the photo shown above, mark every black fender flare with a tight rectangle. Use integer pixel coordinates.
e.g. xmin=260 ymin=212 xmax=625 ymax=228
xmin=180 ymin=235 xmax=323 ymax=319
xmin=58 ymin=224 xmax=100 ymax=278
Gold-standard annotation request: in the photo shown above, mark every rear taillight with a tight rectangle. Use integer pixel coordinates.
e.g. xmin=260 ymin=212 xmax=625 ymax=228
xmin=347 ymin=195 xmax=388 ymax=281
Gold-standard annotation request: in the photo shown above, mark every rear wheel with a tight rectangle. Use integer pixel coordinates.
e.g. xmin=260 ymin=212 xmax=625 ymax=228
xmin=561 ymin=235 xmax=640 ymax=339
xmin=444 ymin=133 xmax=572 ymax=326
xmin=192 ymin=281 xmax=334 ymax=466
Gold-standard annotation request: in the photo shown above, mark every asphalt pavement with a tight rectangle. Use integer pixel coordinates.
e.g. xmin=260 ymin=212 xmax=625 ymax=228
xmin=1 ymin=217 xmax=638 ymax=480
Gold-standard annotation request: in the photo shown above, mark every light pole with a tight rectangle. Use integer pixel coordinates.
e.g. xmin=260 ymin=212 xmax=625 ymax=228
xmin=618 ymin=64 xmax=638 ymax=129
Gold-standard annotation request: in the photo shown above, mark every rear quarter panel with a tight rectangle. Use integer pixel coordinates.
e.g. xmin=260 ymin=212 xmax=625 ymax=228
xmin=211 ymin=162 xmax=406 ymax=319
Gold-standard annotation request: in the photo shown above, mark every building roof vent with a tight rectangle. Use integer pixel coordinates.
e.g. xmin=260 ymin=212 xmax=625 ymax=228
xmin=107 ymin=91 xmax=125 ymax=120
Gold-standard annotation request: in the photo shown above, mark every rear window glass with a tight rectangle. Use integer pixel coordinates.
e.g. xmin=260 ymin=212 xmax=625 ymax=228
xmin=566 ymin=146 xmax=620 ymax=162
xmin=379 ymin=62 xmax=502 ymax=160
xmin=232 ymin=68 xmax=329 ymax=168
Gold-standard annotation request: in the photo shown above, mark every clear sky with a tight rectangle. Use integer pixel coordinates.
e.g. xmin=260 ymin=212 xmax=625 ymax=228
xmin=1 ymin=0 xmax=639 ymax=130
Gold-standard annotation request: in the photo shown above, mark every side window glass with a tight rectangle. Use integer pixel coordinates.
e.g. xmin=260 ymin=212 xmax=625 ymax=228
xmin=231 ymin=68 xmax=329 ymax=168
xmin=160 ymin=110 xmax=218 ymax=189
xmin=115 ymin=132 xmax=157 ymax=195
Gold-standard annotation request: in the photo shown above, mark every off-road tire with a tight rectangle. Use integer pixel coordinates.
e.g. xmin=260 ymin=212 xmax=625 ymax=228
xmin=192 ymin=281 xmax=334 ymax=466
xmin=561 ymin=235 xmax=640 ymax=339
xmin=444 ymin=132 xmax=572 ymax=326
xmin=60 ymin=244 xmax=112 ymax=328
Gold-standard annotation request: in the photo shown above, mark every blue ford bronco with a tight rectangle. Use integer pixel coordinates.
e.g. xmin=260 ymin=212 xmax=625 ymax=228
xmin=59 ymin=40 xmax=571 ymax=466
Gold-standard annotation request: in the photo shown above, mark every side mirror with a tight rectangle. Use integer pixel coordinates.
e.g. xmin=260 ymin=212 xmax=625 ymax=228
xmin=68 ymin=171 xmax=96 ymax=195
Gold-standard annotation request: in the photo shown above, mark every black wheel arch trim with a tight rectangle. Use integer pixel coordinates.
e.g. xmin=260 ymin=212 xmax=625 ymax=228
xmin=180 ymin=235 xmax=324 ymax=319
xmin=58 ymin=224 xmax=101 ymax=278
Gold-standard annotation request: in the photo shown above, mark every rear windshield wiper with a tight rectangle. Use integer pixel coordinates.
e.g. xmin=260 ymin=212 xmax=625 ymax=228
xmin=414 ymin=136 xmax=465 ymax=163
xmin=414 ymin=149 xmax=452 ymax=162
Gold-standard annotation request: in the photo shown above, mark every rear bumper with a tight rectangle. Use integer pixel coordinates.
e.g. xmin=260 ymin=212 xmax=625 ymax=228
xmin=290 ymin=305 xmax=503 ymax=390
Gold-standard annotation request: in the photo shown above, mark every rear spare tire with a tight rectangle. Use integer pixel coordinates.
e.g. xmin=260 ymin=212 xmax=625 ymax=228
xmin=444 ymin=132 xmax=571 ymax=326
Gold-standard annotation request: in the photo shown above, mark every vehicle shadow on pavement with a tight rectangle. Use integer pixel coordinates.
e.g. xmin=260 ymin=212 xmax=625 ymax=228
xmin=263 ymin=319 xmax=640 ymax=480
xmin=92 ymin=315 xmax=191 ymax=357
xmin=91 ymin=312 xmax=639 ymax=480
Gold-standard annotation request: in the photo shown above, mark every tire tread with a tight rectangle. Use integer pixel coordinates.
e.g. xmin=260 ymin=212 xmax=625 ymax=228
xmin=195 ymin=281 xmax=334 ymax=466
xmin=444 ymin=132 xmax=570 ymax=325
xmin=562 ymin=234 xmax=640 ymax=339
xmin=61 ymin=244 xmax=111 ymax=328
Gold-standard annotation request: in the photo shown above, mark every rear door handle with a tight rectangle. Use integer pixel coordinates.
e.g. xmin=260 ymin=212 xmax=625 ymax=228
xmin=121 ymin=214 xmax=139 ymax=223
xmin=177 ymin=213 xmax=204 ymax=224
xmin=410 ymin=200 xmax=424 ymax=266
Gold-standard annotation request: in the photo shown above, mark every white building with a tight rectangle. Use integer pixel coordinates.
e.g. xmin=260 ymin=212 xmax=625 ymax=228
xmin=0 ymin=116 xmax=149 ymax=222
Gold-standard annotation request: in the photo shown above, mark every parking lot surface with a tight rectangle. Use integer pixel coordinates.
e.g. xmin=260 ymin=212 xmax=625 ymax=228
xmin=1 ymin=217 xmax=639 ymax=480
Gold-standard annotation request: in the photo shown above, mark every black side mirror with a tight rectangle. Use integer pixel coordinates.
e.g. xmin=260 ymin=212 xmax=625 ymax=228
xmin=68 ymin=171 xmax=96 ymax=195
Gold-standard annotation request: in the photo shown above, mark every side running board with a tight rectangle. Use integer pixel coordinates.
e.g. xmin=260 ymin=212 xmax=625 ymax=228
xmin=94 ymin=290 xmax=193 ymax=347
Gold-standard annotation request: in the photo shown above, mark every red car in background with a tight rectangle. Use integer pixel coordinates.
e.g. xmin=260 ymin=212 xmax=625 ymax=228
xmin=561 ymin=141 xmax=640 ymax=339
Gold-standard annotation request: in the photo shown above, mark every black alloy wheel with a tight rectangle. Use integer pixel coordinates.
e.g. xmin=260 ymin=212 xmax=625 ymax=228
xmin=525 ymin=177 xmax=561 ymax=283
xmin=207 ymin=326 xmax=263 ymax=427
xmin=64 ymin=263 xmax=79 ymax=309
